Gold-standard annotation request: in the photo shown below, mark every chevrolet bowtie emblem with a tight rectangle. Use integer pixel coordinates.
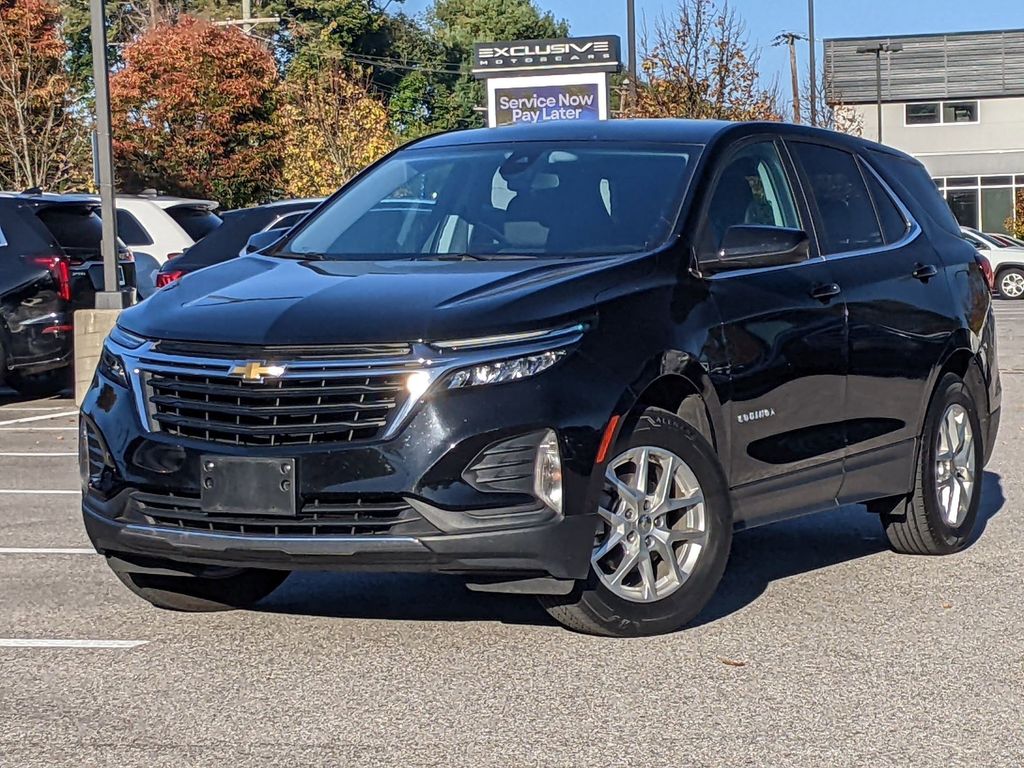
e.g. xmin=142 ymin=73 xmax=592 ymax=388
xmin=229 ymin=361 xmax=286 ymax=382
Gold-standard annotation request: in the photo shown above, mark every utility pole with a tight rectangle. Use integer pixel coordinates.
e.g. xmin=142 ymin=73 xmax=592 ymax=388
xmin=857 ymin=42 xmax=903 ymax=142
xmin=89 ymin=0 xmax=124 ymax=309
xmin=773 ymin=32 xmax=805 ymax=124
xmin=807 ymin=0 xmax=816 ymax=126
xmin=214 ymin=0 xmax=279 ymax=35
xmin=626 ymin=0 xmax=638 ymax=108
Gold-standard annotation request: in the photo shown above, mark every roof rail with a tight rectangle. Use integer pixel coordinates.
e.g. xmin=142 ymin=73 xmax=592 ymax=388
xmin=20 ymin=186 xmax=42 ymax=195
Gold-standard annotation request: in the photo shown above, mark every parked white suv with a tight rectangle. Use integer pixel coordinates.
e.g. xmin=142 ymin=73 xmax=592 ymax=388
xmin=114 ymin=194 xmax=221 ymax=297
xmin=961 ymin=226 xmax=1024 ymax=299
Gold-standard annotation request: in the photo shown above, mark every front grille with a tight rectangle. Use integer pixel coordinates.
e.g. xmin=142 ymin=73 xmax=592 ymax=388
xmin=153 ymin=340 xmax=412 ymax=360
xmin=128 ymin=491 xmax=428 ymax=536
xmin=146 ymin=371 xmax=408 ymax=447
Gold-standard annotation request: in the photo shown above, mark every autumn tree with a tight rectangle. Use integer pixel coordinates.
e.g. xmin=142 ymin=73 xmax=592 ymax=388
xmin=0 ymin=0 xmax=89 ymax=190
xmin=110 ymin=16 xmax=281 ymax=208
xmin=805 ymin=70 xmax=863 ymax=135
xmin=276 ymin=67 xmax=395 ymax=197
xmin=1007 ymin=191 xmax=1024 ymax=240
xmin=625 ymin=0 xmax=779 ymax=121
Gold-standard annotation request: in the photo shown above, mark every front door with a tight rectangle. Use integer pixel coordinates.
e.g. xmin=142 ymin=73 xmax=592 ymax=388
xmin=698 ymin=138 xmax=848 ymax=523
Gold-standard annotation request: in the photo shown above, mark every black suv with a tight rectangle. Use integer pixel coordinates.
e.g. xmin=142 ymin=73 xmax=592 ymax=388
xmin=80 ymin=121 xmax=1000 ymax=636
xmin=1 ymin=193 xmax=135 ymax=397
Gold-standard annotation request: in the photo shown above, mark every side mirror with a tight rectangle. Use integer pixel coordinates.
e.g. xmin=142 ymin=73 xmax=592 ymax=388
xmin=704 ymin=225 xmax=810 ymax=274
xmin=243 ymin=227 xmax=288 ymax=255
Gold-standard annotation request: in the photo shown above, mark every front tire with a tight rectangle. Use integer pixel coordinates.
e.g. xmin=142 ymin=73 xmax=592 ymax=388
xmin=997 ymin=267 xmax=1024 ymax=300
xmin=540 ymin=407 xmax=732 ymax=637
xmin=108 ymin=558 xmax=289 ymax=612
xmin=882 ymin=373 xmax=983 ymax=555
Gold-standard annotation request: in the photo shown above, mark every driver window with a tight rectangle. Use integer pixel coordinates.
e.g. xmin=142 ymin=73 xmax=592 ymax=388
xmin=700 ymin=141 xmax=801 ymax=261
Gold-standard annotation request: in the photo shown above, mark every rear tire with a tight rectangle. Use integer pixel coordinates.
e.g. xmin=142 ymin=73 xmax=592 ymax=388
xmin=996 ymin=267 xmax=1024 ymax=300
xmin=882 ymin=373 xmax=983 ymax=555
xmin=108 ymin=558 xmax=289 ymax=612
xmin=540 ymin=407 xmax=732 ymax=637
xmin=6 ymin=367 xmax=69 ymax=398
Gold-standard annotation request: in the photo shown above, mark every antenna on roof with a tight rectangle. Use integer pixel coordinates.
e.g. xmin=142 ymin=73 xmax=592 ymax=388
xmin=140 ymin=188 xmax=159 ymax=197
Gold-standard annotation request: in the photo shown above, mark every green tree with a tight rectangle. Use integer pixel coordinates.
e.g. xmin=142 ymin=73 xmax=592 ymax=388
xmin=430 ymin=0 xmax=567 ymax=49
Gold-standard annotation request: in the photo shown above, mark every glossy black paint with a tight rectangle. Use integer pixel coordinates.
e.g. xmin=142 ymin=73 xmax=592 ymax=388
xmin=82 ymin=119 xmax=1000 ymax=581
xmin=0 ymin=195 xmax=136 ymax=377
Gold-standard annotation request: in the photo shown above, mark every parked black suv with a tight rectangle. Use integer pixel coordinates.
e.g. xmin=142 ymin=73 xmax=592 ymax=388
xmin=81 ymin=121 xmax=1000 ymax=636
xmin=1 ymin=193 xmax=135 ymax=397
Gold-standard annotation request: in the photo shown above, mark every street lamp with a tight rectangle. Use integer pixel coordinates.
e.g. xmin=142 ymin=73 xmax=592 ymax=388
xmin=856 ymin=42 xmax=903 ymax=143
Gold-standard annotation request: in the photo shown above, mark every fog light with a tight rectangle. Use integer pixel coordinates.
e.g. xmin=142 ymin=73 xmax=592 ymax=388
xmin=534 ymin=430 xmax=563 ymax=514
xmin=406 ymin=371 xmax=432 ymax=399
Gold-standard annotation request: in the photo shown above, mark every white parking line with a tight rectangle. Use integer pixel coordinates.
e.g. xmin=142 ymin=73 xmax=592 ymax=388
xmin=0 ymin=639 xmax=147 ymax=649
xmin=0 ymin=548 xmax=95 ymax=554
xmin=0 ymin=406 xmax=73 ymax=412
xmin=0 ymin=427 xmax=76 ymax=431
xmin=0 ymin=410 xmax=77 ymax=427
xmin=0 ymin=452 xmax=76 ymax=457
xmin=0 ymin=490 xmax=79 ymax=495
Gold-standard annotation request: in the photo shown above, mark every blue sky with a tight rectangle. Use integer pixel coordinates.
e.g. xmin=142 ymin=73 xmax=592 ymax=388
xmin=400 ymin=0 xmax=1020 ymax=86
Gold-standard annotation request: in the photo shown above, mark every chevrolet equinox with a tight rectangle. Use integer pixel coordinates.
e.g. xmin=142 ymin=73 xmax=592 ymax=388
xmin=80 ymin=120 xmax=1000 ymax=637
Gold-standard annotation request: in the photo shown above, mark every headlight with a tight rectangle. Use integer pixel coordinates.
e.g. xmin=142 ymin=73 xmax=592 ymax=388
xmin=447 ymin=350 xmax=566 ymax=389
xmin=98 ymin=346 xmax=128 ymax=386
xmin=534 ymin=430 xmax=563 ymax=514
xmin=107 ymin=325 xmax=146 ymax=349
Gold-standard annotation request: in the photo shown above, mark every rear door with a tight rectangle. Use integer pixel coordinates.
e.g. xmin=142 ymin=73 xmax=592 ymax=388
xmin=786 ymin=139 xmax=958 ymax=504
xmin=699 ymin=137 xmax=848 ymax=523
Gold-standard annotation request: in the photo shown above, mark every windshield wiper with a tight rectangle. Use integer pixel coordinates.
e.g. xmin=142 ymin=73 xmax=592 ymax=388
xmin=415 ymin=253 xmax=537 ymax=262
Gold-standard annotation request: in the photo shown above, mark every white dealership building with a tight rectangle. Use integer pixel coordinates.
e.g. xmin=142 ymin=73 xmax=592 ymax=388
xmin=825 ymin=29 xmax=1024 ymax=233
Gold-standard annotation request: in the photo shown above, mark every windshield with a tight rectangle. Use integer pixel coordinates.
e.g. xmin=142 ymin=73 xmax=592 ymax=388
xmin=281 ymin=142 xmax=699 ymax=260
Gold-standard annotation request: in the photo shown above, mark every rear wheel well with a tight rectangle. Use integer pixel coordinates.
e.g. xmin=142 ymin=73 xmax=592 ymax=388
xmin=633 ymin=375 xmax=716 ymax=450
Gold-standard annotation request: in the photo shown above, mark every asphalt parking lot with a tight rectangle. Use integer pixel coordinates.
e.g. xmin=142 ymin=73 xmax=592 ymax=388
xmin=1 ymin=306 xmax=1023 ymax=767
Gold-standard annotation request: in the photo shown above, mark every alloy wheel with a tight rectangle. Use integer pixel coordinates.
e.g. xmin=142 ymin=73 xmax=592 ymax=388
xmin=1000 ymin=271 xmax=1024 ymax=298
xmin=593 ymin=446 xmax=707 ymax=603
xmin=934 ymin=403 xmax=976 ymax=527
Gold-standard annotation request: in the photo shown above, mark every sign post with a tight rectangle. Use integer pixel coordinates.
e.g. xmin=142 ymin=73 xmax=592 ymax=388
xmin=473 ymin=36 xmax=622 ymax=128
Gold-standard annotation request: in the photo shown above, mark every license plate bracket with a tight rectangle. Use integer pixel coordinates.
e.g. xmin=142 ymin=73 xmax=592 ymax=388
xmin=200 ymin=456 xmax=297 ymax=517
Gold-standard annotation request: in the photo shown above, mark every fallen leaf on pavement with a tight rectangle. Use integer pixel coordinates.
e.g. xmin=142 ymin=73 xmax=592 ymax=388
xmin=718 ymin=656 xmax=747 ymax=667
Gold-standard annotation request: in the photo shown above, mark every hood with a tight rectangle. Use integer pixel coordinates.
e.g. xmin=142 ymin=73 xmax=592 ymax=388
xmin=119 ymin=254 xmax=655 ymax=345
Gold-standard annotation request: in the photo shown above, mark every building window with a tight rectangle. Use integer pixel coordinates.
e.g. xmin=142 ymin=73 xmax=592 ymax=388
xmin=943 ymin=101 xmax=978 ymax=123
xmin=905 ymin=100 xmax=979 ymax=126
xmin=937 ymin=175 xmax=1023 ymax=235
xmin=906 ymin=103 xmax=940 ymax=125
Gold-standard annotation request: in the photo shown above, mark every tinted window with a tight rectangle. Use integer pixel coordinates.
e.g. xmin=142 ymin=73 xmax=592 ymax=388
xmin=790 ymin=142 xmax=881 ymax=254
xmin=116 ymin=209 xmax=153 ymax=246
xmin=906 ymin=103 xmax=940 ymax=125
xmin=36 ymin=205 xmax=104 ymax=259
xmin=701 ymin=141 xmax=801 ymax=257
xmin=167 ymin=206 xmax=222 ymax=240
xmin=270 ymin=211 xmax=310 ymax=231
xmin=862 ymin=165 xmax=909 ymax=244
xmin=284 ymin=143 xmax=698 ymax=259
xmin=868 ymin=150 xmax=962 ymax=237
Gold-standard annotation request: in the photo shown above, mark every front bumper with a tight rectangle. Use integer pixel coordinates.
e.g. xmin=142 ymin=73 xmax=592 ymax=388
xmin=83 ymin=489 xmax=596 ymax=578
xmin=81 ymin=333 xmax=621 ymax=582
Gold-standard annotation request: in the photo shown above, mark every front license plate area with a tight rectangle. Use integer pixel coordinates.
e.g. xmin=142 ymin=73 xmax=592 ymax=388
xmin=200 ymin=456 xmax=296 ymax=517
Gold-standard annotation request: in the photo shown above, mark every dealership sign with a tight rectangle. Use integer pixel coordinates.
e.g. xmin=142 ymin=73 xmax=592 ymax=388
xmin=473 ymin=36 xmax=622 ymax=75
xmin=474 ymin=36 xmax=621 ymax=128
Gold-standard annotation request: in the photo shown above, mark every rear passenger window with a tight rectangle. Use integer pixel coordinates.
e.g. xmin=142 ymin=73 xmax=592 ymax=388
xmin=869 ymin=151 xmax=962 ymax=237
xmin=862 ymin=165 xmax=909 ymax=244
xmin=168 ymin=207 xmax=222 ymax=241
xmin=116 ymin=210 xmax=153 ymax=246
xmin=789 ymin=142 xmax=882 ymax=255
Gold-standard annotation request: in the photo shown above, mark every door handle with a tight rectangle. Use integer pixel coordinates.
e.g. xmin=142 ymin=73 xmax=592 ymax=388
xmin=912 ymin=263 xmax=938 ymax=282
xmin=809 ymin=283 xmax=842 ymax=302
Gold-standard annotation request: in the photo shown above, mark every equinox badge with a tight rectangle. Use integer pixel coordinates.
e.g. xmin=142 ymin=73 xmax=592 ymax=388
xmin=229 ymin=361 xmax=286 ymax=383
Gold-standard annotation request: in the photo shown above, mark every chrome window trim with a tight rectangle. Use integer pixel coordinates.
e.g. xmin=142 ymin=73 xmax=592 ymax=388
xmin=106 ymin=325 xmax=585 ymax=442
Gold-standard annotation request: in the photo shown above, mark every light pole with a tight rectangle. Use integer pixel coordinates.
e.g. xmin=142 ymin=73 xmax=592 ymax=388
xmin=89 ymin=0 xmax=125 ymax=309
xmin=626 ymin=0 xmax=638 ymax=107
xmin=857 ymin=42 xmax=903 ymax=143
xmin=807 ymin=0 xmax=816 ymax=126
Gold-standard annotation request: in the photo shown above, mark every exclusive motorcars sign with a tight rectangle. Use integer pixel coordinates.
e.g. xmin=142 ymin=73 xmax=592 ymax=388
xmin=473 ymin=36 xmax=622 ymax=76
xmin=474 ymin=36 xmax=622 ymax=128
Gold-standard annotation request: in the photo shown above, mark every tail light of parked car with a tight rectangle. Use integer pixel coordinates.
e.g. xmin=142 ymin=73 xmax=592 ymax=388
xmin=33 ymin=255 xmax=72 ymax=301
xmin=156 ymin=270 xmax=185 ymax=288
xmin=974 ymin=252 xmax=995 ymax=292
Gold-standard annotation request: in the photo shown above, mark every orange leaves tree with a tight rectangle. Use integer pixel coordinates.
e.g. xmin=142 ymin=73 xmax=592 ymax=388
xmin=110 ymin=16 xmax=281 ymax=208
xmin=624 ymin=0 xmax=780 ymax=122
xmin=276 ymin=66 xmax=395 ymax=198
xmin=1007 ymin=191 xmax=1024 ymax=239
xmin=0 ymin=0 xmax=89 ymax=189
